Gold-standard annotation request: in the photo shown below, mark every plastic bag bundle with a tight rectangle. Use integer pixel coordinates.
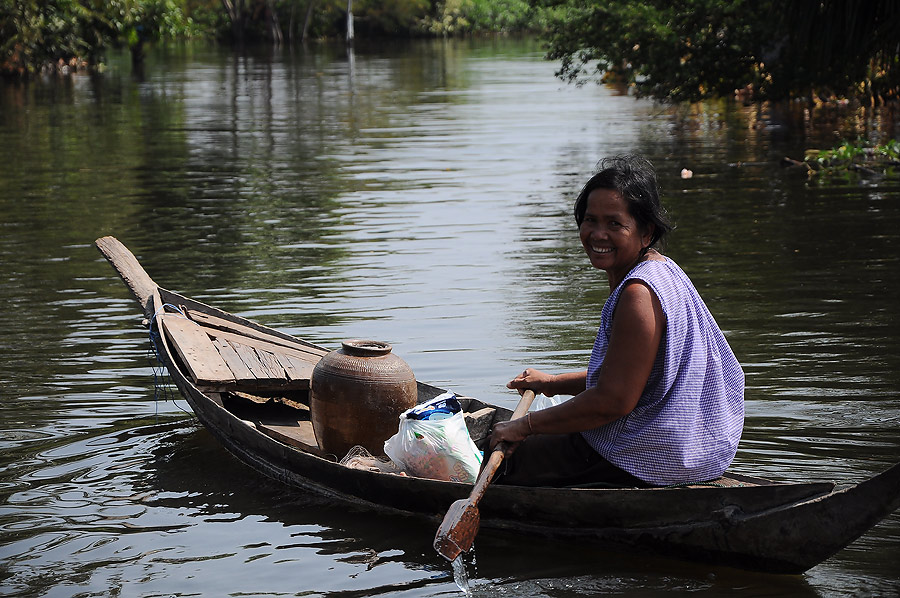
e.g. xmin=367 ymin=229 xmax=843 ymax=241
xmin=383 ymin=392 xmax=483 ymax=483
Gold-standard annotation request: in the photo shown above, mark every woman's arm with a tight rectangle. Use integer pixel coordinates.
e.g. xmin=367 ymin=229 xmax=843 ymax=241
xmin=492 ymin=280 xmax=664 ymax=449
xmin=507 ymin=368 xmax=587 ymax=398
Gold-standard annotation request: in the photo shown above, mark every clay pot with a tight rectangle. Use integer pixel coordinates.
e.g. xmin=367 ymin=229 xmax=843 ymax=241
xmin=310 ymin=339 xmax=417 ymax=458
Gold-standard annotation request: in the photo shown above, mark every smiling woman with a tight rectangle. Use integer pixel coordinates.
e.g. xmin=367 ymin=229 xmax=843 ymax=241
xmin=578 ymin=187 xmax=654 ymax=287
xmin=495 ymin=155 xmax=745 ymax=488
xmin=574 ymin=156 xmax=673 ymax=288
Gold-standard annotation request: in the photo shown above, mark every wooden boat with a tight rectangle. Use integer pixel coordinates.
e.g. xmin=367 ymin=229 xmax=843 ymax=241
xmin=95 ymin=236 xmax=900 ymax=574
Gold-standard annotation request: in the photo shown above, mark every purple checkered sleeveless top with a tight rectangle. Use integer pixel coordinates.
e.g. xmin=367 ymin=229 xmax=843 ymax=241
xmin=582 ymin=258 xmax=744 ymax=485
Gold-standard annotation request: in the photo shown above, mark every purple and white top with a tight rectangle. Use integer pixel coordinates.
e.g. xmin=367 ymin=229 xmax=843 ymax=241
xmin=582 ymin=258 xmax=744 ymax=485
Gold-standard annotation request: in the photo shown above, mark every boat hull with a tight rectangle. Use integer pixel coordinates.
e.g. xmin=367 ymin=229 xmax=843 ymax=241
xmin=95 ymin=236 xmax=900 ymax=574
xmin=154 ymin=298 xmax=861 ymax=573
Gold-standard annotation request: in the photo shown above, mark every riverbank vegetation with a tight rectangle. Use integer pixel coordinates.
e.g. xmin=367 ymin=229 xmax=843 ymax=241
xmin=0 ymin=0 xmax=535 ymax=76
xmin=1 ymin=0 xmax=199 ymax=75
xmin=784 ymin=139 xmax=900 ymax=180
xmin=2 ymin=0 xmax=899 ymax=109
xmin=540 ymin=0 xmax=900 ymax=106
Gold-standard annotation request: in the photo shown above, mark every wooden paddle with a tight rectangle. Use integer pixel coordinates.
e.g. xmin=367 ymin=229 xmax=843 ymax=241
xmin=433 ymin=389 xmax=536 ymax=561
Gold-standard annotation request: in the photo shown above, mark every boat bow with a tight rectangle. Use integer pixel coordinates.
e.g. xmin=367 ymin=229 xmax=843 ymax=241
xmin=667 ymin=461 xmax=900 ymax=573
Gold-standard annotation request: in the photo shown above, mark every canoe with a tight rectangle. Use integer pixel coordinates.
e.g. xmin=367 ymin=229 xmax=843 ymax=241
xmin=94 ymin=235 xmax=900 ymax=574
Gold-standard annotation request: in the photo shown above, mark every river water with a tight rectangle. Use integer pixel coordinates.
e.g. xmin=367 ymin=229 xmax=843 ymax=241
xmin=1 ymin=38 xmax=898 ymax=597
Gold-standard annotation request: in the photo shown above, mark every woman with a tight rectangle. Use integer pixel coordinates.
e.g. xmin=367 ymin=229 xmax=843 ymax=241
xmin=491 ymin=155 xmax=744 ymax=487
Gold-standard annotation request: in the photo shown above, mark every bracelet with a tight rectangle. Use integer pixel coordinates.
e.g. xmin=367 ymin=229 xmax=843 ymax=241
xmin=526 ymin=412 xmax=534 ymax=434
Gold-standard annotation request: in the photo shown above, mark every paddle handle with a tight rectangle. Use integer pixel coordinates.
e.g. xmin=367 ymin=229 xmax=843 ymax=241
xmin=509 ymin=388 xmax=537 ymax=420
xmin=469 ymin=389 xmax=535 ymax=503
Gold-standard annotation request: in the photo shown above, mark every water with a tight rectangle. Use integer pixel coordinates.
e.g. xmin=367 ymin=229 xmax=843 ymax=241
xmin=452 ymin=555 xmax=472 ymax=597
xmin=1 ymin=38 xmax=899 ymax=596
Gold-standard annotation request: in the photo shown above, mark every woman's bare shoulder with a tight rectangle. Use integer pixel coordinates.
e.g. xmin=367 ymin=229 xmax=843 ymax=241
xmin=619 ymin=278 xmax=659 ymax=306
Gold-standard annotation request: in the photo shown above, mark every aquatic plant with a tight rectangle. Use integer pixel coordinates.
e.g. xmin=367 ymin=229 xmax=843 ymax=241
xmin=801 ymin=139 xmax=900 ymax=179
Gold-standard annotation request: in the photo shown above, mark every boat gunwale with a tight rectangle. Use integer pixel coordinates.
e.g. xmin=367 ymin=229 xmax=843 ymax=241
xmin=96 ymin=235 xmax=900 ymax=574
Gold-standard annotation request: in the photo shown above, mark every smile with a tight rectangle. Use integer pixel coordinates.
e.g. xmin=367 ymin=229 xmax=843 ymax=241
xmin=591 ymin=246 xmax=613 ymax=254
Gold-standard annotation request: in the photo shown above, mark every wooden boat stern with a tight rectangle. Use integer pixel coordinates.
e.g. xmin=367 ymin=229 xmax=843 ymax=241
xmin=95 ymin=236 xmax=159 ymax=320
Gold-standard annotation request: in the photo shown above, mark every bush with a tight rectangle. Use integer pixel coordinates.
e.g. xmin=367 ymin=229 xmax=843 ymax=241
xmin=419 ymin=0 xmax=534 ymax=35
xmin=1 ymin=0 xmax=194 ymax=77
xmin=536 ymin=0 xmax=900 ymax=104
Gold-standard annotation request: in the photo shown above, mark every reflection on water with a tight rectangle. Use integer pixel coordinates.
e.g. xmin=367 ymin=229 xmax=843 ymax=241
xmin=1 ymin=38 xmax=898 ymax=597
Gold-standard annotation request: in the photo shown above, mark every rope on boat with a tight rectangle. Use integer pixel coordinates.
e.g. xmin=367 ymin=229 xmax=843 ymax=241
xmin=148 ymin=304 xmax=193 ymax=419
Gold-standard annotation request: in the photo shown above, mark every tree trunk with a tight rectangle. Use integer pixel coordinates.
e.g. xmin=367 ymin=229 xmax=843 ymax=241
xmin=346 ymin=0 xmax=354 ymax=44
xmin=289 ymin=2 xmax=295 ymax=44
xmin=268 ymin=0 xmax=282 ymax=44
xmin=301 ymin=0 xmax=315 ymax=43
xmin=221 ymin=0 xmax=245 ymax=44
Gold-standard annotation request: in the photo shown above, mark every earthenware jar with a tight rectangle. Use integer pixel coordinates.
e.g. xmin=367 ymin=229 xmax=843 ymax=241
xmin=310 ymin=340 xmax=417 ymax=458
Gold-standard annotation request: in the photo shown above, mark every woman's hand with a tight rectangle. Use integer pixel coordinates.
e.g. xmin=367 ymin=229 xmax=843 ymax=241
xmin=507 ymin=368 xmax=588 ymax=398
xmin=489 ymin=415 xmax=532 ymax=457
xmin=507 ymin=368 xmax=556 ymax=397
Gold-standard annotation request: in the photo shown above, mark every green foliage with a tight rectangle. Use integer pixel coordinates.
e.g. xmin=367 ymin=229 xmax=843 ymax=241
xmin=181 ymin=0 xmax=230 ymax=36
xmin=2 ymin=0 xmax=109 ymax=74
xmin=534 ymin=0 xmax=900 ymax=104
xmin=876 ymin=140 xmax=900 ymax=161
xmin=803 ymin=139 xmax=900 ymax=179
xmin=418 ymin=0 xmax=470 ymax=34
xmin=538 ymin=0 xmax=766 ymax=102
xmin=459 ymin=0 xmax=533 ymax=32
xmin=1 ymin=0 xmax=194 ymax=76
xmin=420 ymin=0 xmax=534 ymax=35
xmin=122 ymin=0 xmax=198 ymax=44
xmin=356 ymin=0 xmax=430 ymax=35
xmin=2 ymin=0 xmax=547 ymax=69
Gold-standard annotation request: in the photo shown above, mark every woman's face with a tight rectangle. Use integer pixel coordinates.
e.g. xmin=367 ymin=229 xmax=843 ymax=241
xmin=579 ymin=188 xmax=652 ymax=287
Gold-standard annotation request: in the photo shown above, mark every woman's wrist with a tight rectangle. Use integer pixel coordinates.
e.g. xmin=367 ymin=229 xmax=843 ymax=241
xmin=545 ymin=374 xmax=559 ymax=397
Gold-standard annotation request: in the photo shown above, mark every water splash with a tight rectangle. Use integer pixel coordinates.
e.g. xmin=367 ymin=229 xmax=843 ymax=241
xmin=451 ymin=554 xmax=472 ymax=597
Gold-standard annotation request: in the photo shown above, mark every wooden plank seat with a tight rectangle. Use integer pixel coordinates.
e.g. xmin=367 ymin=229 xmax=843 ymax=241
xmin=255 ymin=419 xmax=325 ymax=457
xmin=185 ymin=309 xmax=328 ymax=360
xmin=463 ymin=407 xmax=495 ymax=445
xmin=159 ymin=313 xmax=319 ymax=391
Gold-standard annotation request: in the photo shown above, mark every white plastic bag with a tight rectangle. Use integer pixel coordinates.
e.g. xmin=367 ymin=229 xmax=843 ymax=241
xmin=530 ymin=394 xmax=570 ymax=411
xmin=384 ymin=394 xmax=483 ymax=483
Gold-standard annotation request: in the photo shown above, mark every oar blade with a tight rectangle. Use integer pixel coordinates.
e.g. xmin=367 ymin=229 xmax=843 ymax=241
xmin=433 ymin=498 xmax=481 ymax=561
xmin=433 ymin=390 xmax=535 ymax=562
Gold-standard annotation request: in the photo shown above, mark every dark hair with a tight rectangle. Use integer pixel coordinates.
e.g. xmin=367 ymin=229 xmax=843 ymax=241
xmin=573 ymin=155 xmax=673 ymax=250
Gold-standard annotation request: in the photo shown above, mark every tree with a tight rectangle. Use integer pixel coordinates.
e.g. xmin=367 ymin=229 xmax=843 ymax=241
xmin=777 ymin=1 xmax=900 ymax=104
xmin=420 ymin=0 xmax=534 ymax=35
xmin=534 ymin=0 xmax=900 ymax=104
xmin=215 ymin=0 xmax=343 ymax=44
xmin=1 ymin=0 xmax=193 ymax=77
xmin=220 ymin=0 xmax=247 ymax=42
xmin=1 ymin=0 xmax=111 ymax=75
